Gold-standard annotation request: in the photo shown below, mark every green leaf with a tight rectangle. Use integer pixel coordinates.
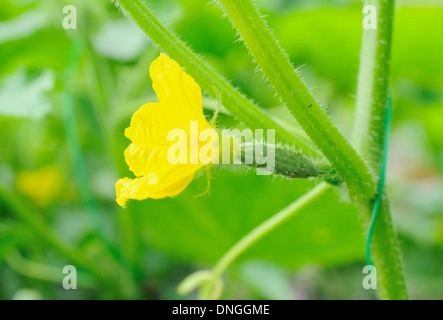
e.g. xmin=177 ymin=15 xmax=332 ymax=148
xmin=0 ymin=69 xmax=54 ymax=119
xmin=130 ymin=171 xmax=365 ymax=269
xmin=239 ymin=261 xmax=293 ymax=300
xmin=0 ymin=9 xmax=46 ymax=44
xmin=92 ymin=19 xmax=147 ymax=61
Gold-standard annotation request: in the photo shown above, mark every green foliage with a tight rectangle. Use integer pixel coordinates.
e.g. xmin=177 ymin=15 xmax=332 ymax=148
xmin=218 ymin=0 xmax=375 ymax=201
xmin=135 ymin=175 xmax=365 ymax=267
xmin=0 ymin=0 xmax=442 ymax=300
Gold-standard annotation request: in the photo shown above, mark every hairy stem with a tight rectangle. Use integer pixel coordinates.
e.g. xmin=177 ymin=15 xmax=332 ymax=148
xmin=354 ymin=0 xmax=394 ymax=172
xmin=217 ymin=0 xmax=374 ymax=201
xmin=114 ymin=0 xmax=308 ymax=148
xmin=353 ymin=0 xmax=408 ymax=299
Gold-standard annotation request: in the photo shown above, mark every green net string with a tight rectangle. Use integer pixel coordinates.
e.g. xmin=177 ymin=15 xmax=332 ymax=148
xmin=366 ymin=91 xmax=392 ymax=266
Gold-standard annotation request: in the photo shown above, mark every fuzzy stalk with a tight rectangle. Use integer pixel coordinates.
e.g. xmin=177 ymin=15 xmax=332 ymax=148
xmin=201 ymin=183 xmax=331 ymax=300
xmin=114 ymin=0 xmax=308 ymax=148
xmin=217 ymin=0 xmax=375 ymax=201
xmin=354 ymin=0 xmax=408 ymax=299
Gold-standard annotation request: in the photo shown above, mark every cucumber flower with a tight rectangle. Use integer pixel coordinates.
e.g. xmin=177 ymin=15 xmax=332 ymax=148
xmin=115 ymin=54 xmax=238 ymax=207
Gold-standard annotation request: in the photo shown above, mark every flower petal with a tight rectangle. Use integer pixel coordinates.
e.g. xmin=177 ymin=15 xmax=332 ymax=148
xmin=123 ymin=54 xmax=213 ymax=178
xmin=124 ymin=102 xmax=176 ymax=177
xmin=116 ymin=54 xmax=218 ymax=206
xmin=116 ymin=167 xmax=197 ymax=207
xmin=150 ymin=53 xmax=203 ymax=115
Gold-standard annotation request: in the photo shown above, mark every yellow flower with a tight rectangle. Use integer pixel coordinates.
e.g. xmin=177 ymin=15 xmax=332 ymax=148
xmin=116 ymin=54 xmax=228 ymax=207
xmin=16 ymin=165 xmax=63 ymax=207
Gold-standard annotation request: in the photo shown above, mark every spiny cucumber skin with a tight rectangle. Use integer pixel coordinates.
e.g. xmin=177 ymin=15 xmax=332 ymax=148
xmin=241 ymin=143 xmax=317 ymax=179
xmin=273 ymin=147 xmax=316 ymax=178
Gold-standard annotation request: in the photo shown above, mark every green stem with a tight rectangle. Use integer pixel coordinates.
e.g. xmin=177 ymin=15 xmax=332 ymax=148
xmin=0 ymin=187 xmax=140 ymax=298
xmin=201 ymin=183 xmax=331 ymax=300
xmin=354 ymin=0 xmax=408 ymax=299
xmin=5 ymin=250 xmax=94 ymax=288
xmin=217 ymin=0 xmax=374 ymax=201
xmin=66 ymin=36 xmax=144 ymax=289
xmin=0 ymin=187 xmax=108 ymax=284
xmin=354 ymin=0 xmax=394 ymax=173
xmin=201 ymin=96 xmax=319 ymax=157
xmin=62 ymin=39 xmax=119 ymax=256
xmin=83 ymin=39 xmax=144 ymax=282
xmin=366 ymin=95 xmax=391 ymax=267
xmin=113 ymin=0 xmax=309 ymax=148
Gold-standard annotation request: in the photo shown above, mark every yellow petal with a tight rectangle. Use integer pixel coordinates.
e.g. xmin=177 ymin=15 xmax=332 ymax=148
xmin=150 ymin=53 xmax=203 ymax=115
xmin=124 ymin=55 xmax=213 ymax=178
xmin=16 ymin=165 xmax=63 ymax=207
xmin=116 ymin=166 xmax=197 ymax=207
xmin=124 ymin=102 xmax=178 ymax=177
xmin=116 ymin=54 xmax=218 ymax=206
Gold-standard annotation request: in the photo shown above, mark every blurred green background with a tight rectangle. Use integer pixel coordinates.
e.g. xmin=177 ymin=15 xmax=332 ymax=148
xmin=0 ymin=0 xmax=442 ymax=300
